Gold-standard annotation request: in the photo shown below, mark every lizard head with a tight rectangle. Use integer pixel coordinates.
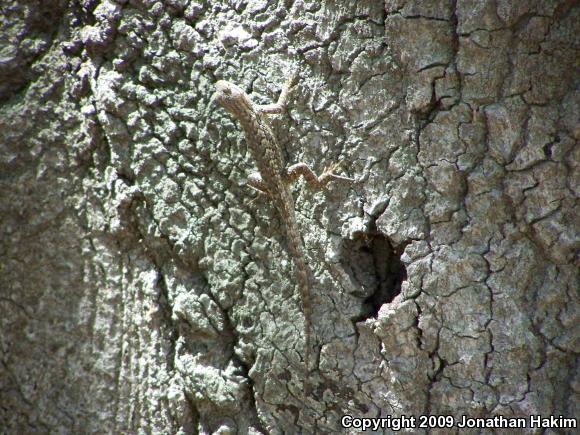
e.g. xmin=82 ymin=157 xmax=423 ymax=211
xmin=214 ymin=80 xmax=249 ymax=114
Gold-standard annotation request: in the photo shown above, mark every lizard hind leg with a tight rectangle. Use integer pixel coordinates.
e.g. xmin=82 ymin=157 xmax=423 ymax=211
xmin=286 ymin=161 xmax=354 ymax=189
xmin=246 ymin=172 xmax=270 ymax=206
xmin=247 ymin=172 xmax=269 ymax=194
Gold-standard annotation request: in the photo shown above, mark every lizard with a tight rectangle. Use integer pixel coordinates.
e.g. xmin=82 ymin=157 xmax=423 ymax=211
xmin=214 ymin=73 xmax=351 ymax=396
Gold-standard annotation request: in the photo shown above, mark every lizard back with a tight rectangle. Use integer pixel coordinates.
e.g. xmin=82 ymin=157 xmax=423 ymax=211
xmin=215 ymin=79 xmax=313 ymax=394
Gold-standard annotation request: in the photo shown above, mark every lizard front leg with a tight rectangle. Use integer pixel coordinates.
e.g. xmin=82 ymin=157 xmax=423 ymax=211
xmin=257 ymin=73 xmax=298 ymax=114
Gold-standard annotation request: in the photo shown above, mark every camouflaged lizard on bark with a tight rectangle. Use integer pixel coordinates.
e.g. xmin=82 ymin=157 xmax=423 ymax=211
xmin=214 ymin=73 xmax=350 ymax=395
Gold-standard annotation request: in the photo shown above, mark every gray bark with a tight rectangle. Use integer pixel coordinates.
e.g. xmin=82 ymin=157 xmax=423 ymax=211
xmin=1 ymin=0 xmax=578 ymax=433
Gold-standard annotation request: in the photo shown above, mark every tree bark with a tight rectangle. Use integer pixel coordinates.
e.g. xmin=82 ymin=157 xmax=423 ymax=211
xmin=1 ymin=0 xmax=578 ymax=433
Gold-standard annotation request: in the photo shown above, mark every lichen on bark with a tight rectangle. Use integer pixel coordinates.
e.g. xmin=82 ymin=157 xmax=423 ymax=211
xmin=1 ymin=0 xmax=578 ymax=433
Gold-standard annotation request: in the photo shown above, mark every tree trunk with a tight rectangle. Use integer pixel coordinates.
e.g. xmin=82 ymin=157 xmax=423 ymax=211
xmin=1 ymin=0 xmax=578 ymax=433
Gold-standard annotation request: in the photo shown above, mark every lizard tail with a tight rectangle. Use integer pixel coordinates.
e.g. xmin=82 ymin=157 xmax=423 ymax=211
xmin=274 ymin=187 xmax=312 ymax=396
xmin=286 ymin=222 xmax=312 ymax=396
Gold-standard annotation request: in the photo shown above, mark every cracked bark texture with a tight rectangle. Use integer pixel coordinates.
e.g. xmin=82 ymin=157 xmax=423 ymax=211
xmin=1 ymin=0 xmax=578 ymax=433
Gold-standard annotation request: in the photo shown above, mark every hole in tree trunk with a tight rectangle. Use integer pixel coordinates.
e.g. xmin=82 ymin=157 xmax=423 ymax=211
xmin=341 ymin=233 xmax=407 ymax=320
